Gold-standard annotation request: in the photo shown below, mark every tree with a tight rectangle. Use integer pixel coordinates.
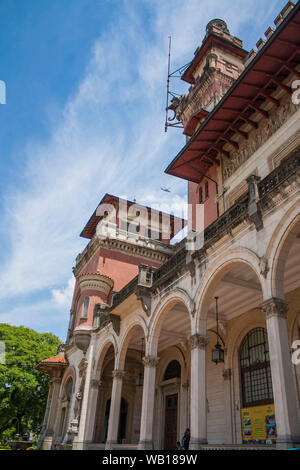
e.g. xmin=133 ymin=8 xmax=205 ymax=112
xmin=0 ymin=324 xmax=60 ymax=442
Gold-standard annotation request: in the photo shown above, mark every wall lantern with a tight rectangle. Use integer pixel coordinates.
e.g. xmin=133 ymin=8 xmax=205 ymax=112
xmin=212 ymin=297 xmax=225 ymax=365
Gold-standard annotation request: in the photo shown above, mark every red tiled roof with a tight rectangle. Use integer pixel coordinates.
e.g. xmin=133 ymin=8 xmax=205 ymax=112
xmin=38 ymin=354 xmax=69 ymax=366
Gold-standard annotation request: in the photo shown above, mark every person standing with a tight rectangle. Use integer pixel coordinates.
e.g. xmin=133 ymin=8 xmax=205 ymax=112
xmin=181 ymin=428 xmax=190 ymax=451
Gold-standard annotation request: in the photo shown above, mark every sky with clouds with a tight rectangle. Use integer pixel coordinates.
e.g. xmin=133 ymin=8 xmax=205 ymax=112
xmin=0 ymin=0 xmax=289 ymax=340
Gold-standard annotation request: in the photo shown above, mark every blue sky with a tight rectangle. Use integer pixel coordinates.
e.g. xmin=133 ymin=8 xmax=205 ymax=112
xmin=0 ymin=0 xmax=289 ymax=341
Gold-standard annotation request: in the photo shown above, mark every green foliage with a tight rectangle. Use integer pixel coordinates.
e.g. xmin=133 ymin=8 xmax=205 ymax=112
xmin=0 ymin=324 xmax=60 ymax=442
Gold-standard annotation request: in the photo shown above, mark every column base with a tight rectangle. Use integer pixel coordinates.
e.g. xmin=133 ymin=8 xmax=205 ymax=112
xmin=105 ymin=440 xmax=118 ymax=450
xmin=189 ymin=438 xmax=208 ymax=450
xmin=138 ymin=440 xmax=153 ymax=450
xmin=72 ymin=440 xmax=87 ymax=450
xmin=39 ymin=436 xmax=53 ymax=450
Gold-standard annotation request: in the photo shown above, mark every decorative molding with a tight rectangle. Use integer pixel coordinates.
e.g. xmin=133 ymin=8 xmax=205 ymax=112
xmin=79 ymin=272 xmax=114 ymax=297
xmin=74 ymin=236 xmax=171 ymax=278
xmin=142 ymin=356 xmax=160 ymax=368
xmin=259 ymin=256 xmax=269 ymax=279
xmin=247 ymin=174 xmax=263 ymax=231
xmin=223 ymin=98 xmax=299 ymax=180
xmin=190 ymin=334 xmax=209 ymax=350
xmin=91 ymin=379 xmax=101 ymax=389
xmin=78 ymin=358 xmax=88 ymax=378
xmin=261 ymin=298 xmax=289 ymax=320
xmin=136 ymin=286 xmax=152 ymax=317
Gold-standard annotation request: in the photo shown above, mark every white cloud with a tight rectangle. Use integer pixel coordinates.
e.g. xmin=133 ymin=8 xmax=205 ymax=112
xmin=0 ymin=0 xmax=285 ymax=335
xmin=52 ymin=277 xmax=76 ymax=309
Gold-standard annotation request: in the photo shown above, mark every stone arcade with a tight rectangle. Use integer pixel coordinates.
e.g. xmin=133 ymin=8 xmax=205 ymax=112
xmin=37 ymin=2 xmax=300 ymax=450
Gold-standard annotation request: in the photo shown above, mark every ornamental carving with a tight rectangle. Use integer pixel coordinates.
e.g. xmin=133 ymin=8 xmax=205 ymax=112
xmin=142 ymin=356 xmax=160 ymax=368
xmin=261 ymin=298 xmax=288 ymax=320
xmin=223 ymin=98 xmax=299 ymax=180
xmin=190 ymin=334 xmax=209 ymax=350
xmin=112 ymin=370 xmax=126 ymax=380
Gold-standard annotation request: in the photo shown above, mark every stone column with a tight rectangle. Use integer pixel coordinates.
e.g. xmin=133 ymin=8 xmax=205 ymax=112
xmin=73 ymin=337 xmax=96 ymax=449
xmin=261 ymin=298 xmax=300 ymax=448
xmin=189 ymin=334 xmax=208 ymax=449
xmin=105 ymin=370 xmax=126 ymax=449
xmin=138 ymin=356 xmax=159 ymax=450
xmin=40 ymin=377 xmax=62 ymax=449
xmin=223 ymin=368 xmax=233 ymax=444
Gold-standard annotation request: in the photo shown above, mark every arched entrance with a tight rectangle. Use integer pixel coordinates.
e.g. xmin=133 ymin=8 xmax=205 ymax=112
xmin=148 ymin=295 xmax=191 ymax=450
xmin=104 ymin=397 xmax=128 ymax=443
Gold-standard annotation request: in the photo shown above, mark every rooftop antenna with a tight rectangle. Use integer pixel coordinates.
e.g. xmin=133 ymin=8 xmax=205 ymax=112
xmin=164 ymin=36 xmax=191 ymax=132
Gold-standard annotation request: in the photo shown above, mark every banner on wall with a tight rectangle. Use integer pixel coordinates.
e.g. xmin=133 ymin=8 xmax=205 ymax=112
xmin=241 ymin=404 xmax=277 ymax=444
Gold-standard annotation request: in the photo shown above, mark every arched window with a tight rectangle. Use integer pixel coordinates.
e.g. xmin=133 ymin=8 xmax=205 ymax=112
xmin=240 ymin=328 xmax=273 ymax=407
xmin=81 ymin=297 xmax=89 ymax=318
xmin=65 ymin=378 xmax=73 ymax=400
xmin=164 ymin=360 xmax=181 ymax=381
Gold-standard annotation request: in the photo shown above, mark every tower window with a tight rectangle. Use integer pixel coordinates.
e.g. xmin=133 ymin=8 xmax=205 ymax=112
xmin=199 ymin=187 xmax=203 ymax=204
xmin=205 ymin=181 xmax=209 ymax=198
xmin=81 ymin=297 xmax=90 ymax=318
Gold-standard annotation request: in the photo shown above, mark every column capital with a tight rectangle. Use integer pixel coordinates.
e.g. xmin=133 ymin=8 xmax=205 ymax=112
xmin=190 ymin=334 xmax=208 ymax=350
xmin=112 ymin=369 xmax=126 ymax=380
xmin=142 ymin=355 xmax=159 ymax=368
xmin=223 ymin=369 xmax=232 ymax=381
xmin=91 ymin=379 xmax=102 ymax=389
xmin=261 ymin=298 xmax=288 ymax=320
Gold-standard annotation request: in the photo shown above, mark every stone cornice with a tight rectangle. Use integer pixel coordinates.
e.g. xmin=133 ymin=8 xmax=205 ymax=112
xmin=73 ymin=236 xmax=172 ymax=278
xmin=222 ymin=97 xmax=299 ymax=181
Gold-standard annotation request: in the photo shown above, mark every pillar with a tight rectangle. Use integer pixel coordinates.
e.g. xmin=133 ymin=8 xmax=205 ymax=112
xmin=105 ymin=370 xmax=126 ymax=449
xmin=261 ymin=298 xmax=300 ymax=448
xmin=73 ymin=336 xmax=96 ymax=449
xmin=223 ymin=368 xmax=233 ymax=444
xmin=138 ymin=356 xmax=159 ymax=450
xmin=40 ymin=376 xmax=62 ymax=449
xmin=189 ymin=334 xmax=208 ymax=449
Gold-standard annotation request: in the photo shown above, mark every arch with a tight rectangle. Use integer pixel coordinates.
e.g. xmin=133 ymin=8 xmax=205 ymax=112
xmin=148 ymin=292 xmax=192 ymax=356
xmin=117 ymin=318 xmax=148 ymax=370
xmin=194 ymin=248 xmax=265 ymax=331
xmin=266 ymin=201 xmax=300 ymax=299
xmin=59 ymin=366 xmax=76 ymax=398
xmin=94 ymin=336 xmax=117 ymax=378
xmin=156 ymin=346 xmax=188 ymax=385
xmin=163 ymin=360 xmax=181 ymax=381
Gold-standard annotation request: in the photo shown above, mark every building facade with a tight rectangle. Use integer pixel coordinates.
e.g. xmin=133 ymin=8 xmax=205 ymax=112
xmin=37 ymin=1 xmax=300 ymax=450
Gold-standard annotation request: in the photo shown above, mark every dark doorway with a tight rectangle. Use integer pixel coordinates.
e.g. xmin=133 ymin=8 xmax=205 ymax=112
xmin=164 ymin=394 xmax=178 ymax=450
xmin=104 ymin=397 xmax=128 ymax=444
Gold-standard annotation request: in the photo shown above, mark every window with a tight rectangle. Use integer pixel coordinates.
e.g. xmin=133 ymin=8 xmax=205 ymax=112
xmin=240 ymin=328 xmax=273 ymax=407
xmin=65 ymin=378 xmax=73 ymax=400
xmin=164 ymin=360 xmax=181 ymax=381
xmin=199 ymin=187 xmax=203 ymax=204
xmin=205 ymin=181 xmax=209 ymax=198
xmin=81 ymin=297 xmax=89 ymax=318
